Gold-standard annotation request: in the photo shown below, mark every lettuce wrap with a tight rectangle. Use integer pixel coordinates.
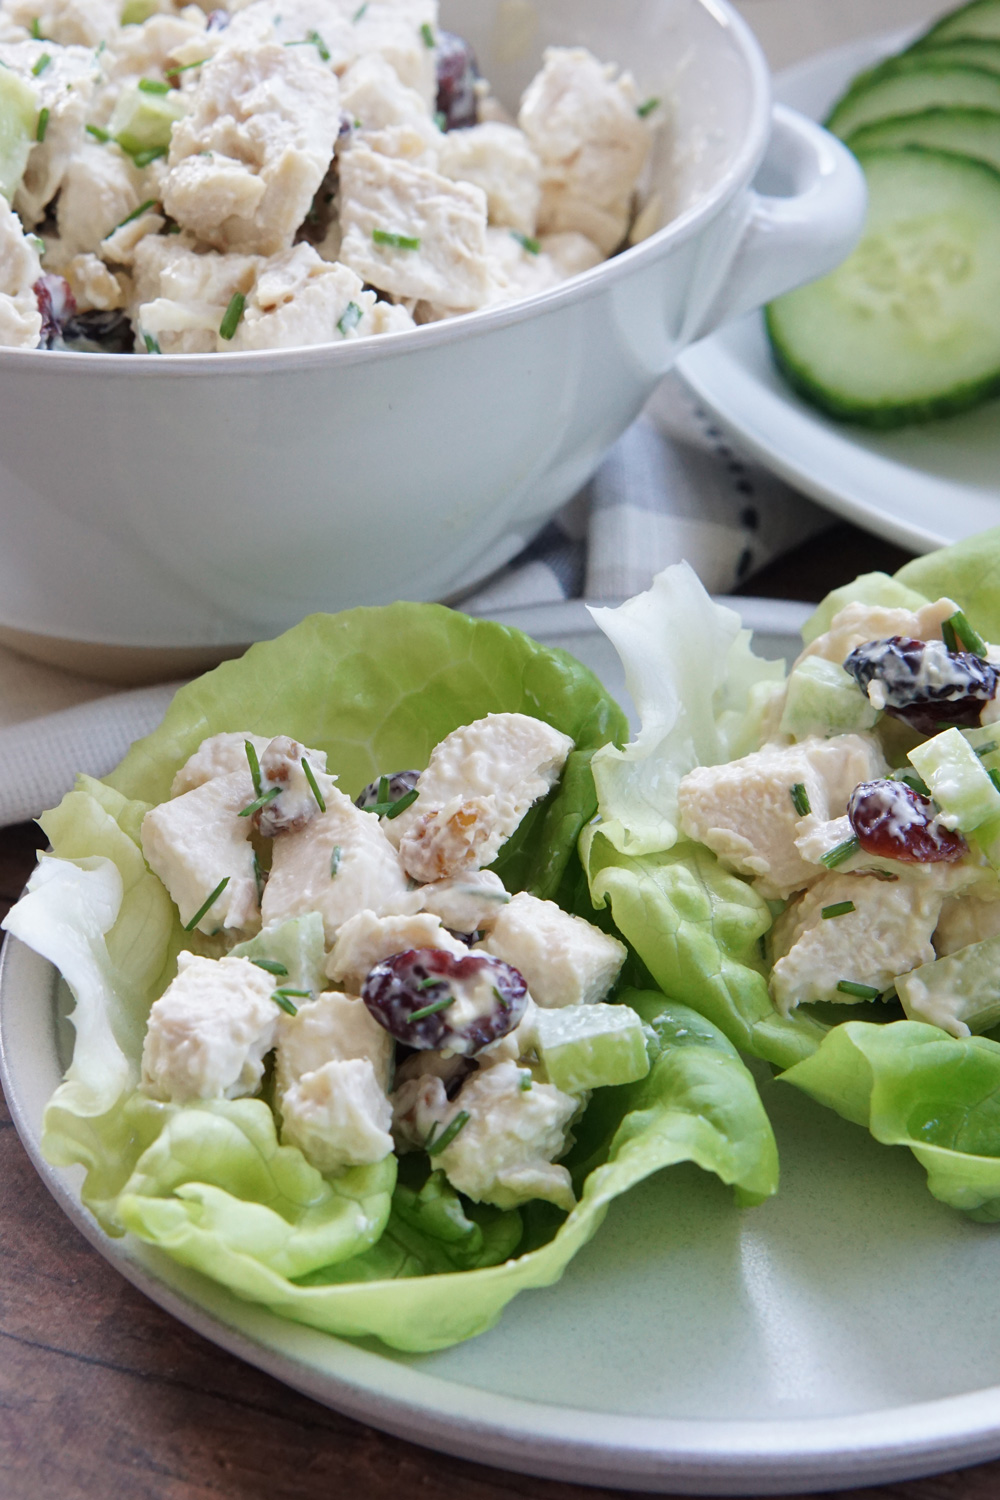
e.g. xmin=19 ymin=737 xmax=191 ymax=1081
xmin=4 ymin=603 xmax=780 ymax=1350
xmin=582 ymin=528 xmax=1000 ymax=1220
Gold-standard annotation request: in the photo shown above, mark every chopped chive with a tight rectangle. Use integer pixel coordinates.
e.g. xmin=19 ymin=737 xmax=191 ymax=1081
xmin=519 ymin=1070 xmax=532 ymax=1092
xmin=184 ymin=875 xmax=230 ymax=931
xmin=252 ymin=957 xmax=288 ymax=976
xmin=301 ymin=755 xmax=326 ymax=812
xmin=416 ymin=976 xmax=440 ymax=990
xmin=31 ymin=51 xmax=51 ymax=75
xmin=86 ymin=123 xmax=110 ymax=141
xmin=895 ymin=769 xmax=931 ymax=798
xmin=28 ymin=233 xmax=44 ymax=253
xmin=822 ymin=900 xmax=856 ymax=920
xmin=420 ymin=21 xmax=434 ymax=46
xmin=245 ymin=739 xmax=262 ymax=797
xmin=252 ymin=850 xmax=264 ymax=904
xmin=836 ymin=980 xmax=881 ymax=1001
xmin=636 ymin=96 xmax=660 ymax=118
xmin=990 ymin=768 xmax=1000 ymax=794
xmin=426 ymin=1110 xmax=470 ymax=1155
xmin=942 ymin=617 xmax=958 ymax=653
xmin=975 ymin=741 xmax=999 ymax=758
xmin=820 ymin=835 xmax=859 ymax=870
xmin=117 ymin=198 xmax=157 ymax=230
xmin=870 ymin=868 xmax=899 ymax=882
xmin=409 ymin=993 xmax=456 ymax=1022
xmin=433 ymin=109 xmax=446 ymax=130
xmin=790 ymin=782 xmax=811 ymax=817
xmin=143 ymin=332 xmax=161 ymax=354
xmin=947 ymin=609 xmax=988 ymax=659
xmin=165 ymin=221 xmax=181 ymax=234
xmin=35 ymin=106 xmax=49 ymax=141
xmin=275 ymin=987 xmax=311 ymax=998
xmin=238 ymin=785 xmax=281 ymax=818
xmin=219 ymin=290 xmax=245 ymax=340
xmin=138 ymin=76 xmax=170 ymax=93
xmin=372 ymin=227 xmax=420 ymax=250
xmin=272 ymin=991 xmax=299 ymax=1016
xmin=337 ymin=300 xmax=362 ymax=336
xmin=493 ymin=985 xmax=511 ymax=1012
xmin=308 ymin=27 xmax=330 ymax=59
xmin=330 ymin=843 xmax=343 ymax=877
xmin=424 ymin=1121 xmax=439 ymax=1152
xmin=30 ymin=17 xmax=41 ymax=37
xmin=132 ymin=145 xmax=167 ymax=167
xmin=510 ymin=230 xmax=540 ymax=255
xmin=352 ymin=0 xmax=367 ymax=17
xmin=384 ymin=787 xmax=419 ymax=820
xmin=164 ymin=58 xmax=207 ymax=76
xmin=378 ymin=775 xmax=390 ymax=803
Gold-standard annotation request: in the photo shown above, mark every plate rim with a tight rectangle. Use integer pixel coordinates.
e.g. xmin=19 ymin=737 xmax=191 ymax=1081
xmin=674 ymin=31 xmax=1000 ymax=558
xmin=6 ymin=598 xmax=1000 ymax=1495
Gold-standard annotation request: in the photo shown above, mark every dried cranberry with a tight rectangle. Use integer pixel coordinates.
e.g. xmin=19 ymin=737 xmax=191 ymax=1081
xmin=34 ymin=274 xmax=76 ymax=349
xmin=205 ymin=8 xmax=229 ymax=29
xmin=435 ymin=30 xmax=479 ymax=130
xmin=355 ymin=769 xmax=419 ymax=810
xmin=844 ymin=636 xmax=998 ymax=737
xmin=362 ymin=947 xmax=527 ymax=1055
xmin=59 ymin=310 xmax=135 ymax=353
xmin=847 ymin=779 xmax=967 ymax=864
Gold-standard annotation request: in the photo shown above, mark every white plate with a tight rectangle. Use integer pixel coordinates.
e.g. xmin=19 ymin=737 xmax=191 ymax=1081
xmin=9 ymin=599 xmax=1000 ymax=1497
xmin=676 ymin=33 xmax=1000 ymax=556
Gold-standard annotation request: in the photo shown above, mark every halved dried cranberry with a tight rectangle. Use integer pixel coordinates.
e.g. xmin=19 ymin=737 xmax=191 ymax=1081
xmin=844 ymin=636 xmax=998 ymax=737
xmin=34 ymin=274 xmax=76 ymax=349
xmin=362 ymin=947 xmax=527 ymax=1055
xmin=435 ymin=30 xmax=479 ymax=130
xmin=847 ymin=779 xmax=967 ymax=864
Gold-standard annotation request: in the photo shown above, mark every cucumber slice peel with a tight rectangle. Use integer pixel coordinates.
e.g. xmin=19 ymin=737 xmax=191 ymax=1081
xmin=827 ymin=64 xmax=1000 ymax=139
xmin=847 ymin=108 xmax=1000 ymax=173
xmin=766 ymin=146 xmax=1000 ymax=427
xmin=921 ymin=0 xmax=1000 ymax=45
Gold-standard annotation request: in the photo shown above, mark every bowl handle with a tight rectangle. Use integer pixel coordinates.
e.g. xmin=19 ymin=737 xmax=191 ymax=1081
xmin=690 ymin=104 xmax=867 ymax=341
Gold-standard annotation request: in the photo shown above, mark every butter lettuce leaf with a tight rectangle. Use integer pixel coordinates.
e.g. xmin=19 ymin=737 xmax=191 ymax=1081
xmin=896 ymin=526 xmax=1000 ymax=644
xmin=781 ymin=1020 xmax=1000 ymax=1221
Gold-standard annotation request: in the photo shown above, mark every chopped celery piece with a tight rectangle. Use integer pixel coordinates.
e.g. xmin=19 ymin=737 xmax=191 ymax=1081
xmin=909 ymin=726 xmax=1000 ymax=833
xmin=780 ymin=655 xmax=879 ymax=739
xmin=0 ymin=67 xmax=39 ymax=201
xmin=109 ymin=81 xmax=186 ymax=155
xmin=231 ymin=912 xmax=327 ymax=997
xmin=533 ymin=1002 xmax=650 ymax=1095
xmin=897 ymin=933 xmax=1000 ymax=1038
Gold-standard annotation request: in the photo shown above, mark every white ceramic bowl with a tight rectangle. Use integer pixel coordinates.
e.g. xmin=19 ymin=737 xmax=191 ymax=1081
xmin=0 ymin=0 xmax=864 ymax=660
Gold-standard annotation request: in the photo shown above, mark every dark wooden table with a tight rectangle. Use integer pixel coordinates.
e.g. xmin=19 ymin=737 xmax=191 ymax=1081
xmin=5 ymin=523 xmax=1000 ymax=1500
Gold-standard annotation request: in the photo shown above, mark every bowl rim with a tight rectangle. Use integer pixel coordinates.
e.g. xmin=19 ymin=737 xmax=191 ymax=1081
xmin=1 ymin=0 xmax=773 ymax=377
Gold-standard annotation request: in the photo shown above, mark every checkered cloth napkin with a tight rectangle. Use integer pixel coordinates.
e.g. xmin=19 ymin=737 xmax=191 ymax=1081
xmin=0 ymin=373 xmax=829 ymax=830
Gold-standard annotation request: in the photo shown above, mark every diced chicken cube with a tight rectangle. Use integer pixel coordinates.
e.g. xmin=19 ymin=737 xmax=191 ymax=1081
xmin=394 ymin=1060 xmax=577 ymax=1211
xmin=340 ymin=51 xmax=438 ymax=158
xmin=101 ymin=208 xmax=167 ymax=268
xmin=414 ymin=869 xmax=511 ymax=934
xmin=350 ymin=0 xmax=437 ymax=107
xmin=60 ymin=252 xmax=126 ymax=311
xmin=163 ymin=41 xmax=341 ymax=254
xmin=389 ymin=712 xmax=574 ymax=882
xmin=798 ymin=597 xmax=960 ymax=671
xmin=261 ymin=785 xmax=415 ymax=944
xmin=228 ymin=243 xmax=413 ymax=349
xmin=5 ymin=0 xmax=118 ymax=47
xmin=169 ymin=731 xmax=268 ymax=796
xmin=56 ymin=141 xmax=147 ymax=257
xmin=275 ymin=989 xmax=393 ymax=1095
xmin=480 ymin=891 xmax=626 ymax=1008
xmin=0 ymin=41 xmax=97 ymax=229
xmin=338 ymin=143 xmax=492 ymax=311
xmin=100 ymin=10 xmax=207 ymax=93
xmin=280 ymin=1057 xmax=394 ymax=1172
xmin=677 ymin=734 xmax=886 ymax=900
xmin=518 ymin=47 xmax=650 ymax=255
xmin=325 ymin=909 xmax=469 ymax=993
xmin=141 ymin=951 xmax=277 ymax=1101
xmin=438 ymin=122 xmax=541 ymax=234
xmin=141 ymin=768 xmax=261 ymax=934
xmin=0 ymin=197 xmax=42 ymax=348
xmin=484 ymin=225 xmax=561 ymax=304
xmin=540 ymin=230 xmax=603 ymax=279
xmin=130 ymin=235 xmax=260 ymax=352
xmin=769 ymin=872 xmax=946 ymax=1013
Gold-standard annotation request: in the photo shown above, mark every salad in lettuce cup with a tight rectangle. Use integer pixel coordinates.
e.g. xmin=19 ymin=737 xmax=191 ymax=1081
xmin=3 ymin=602 xmax=779 ymax=1352
xmin=584 ymin=529 xmax=1000 ymax=1223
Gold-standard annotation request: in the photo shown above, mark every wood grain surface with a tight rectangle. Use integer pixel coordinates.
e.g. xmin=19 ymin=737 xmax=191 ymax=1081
xmin=4 ymin=525 xmax=1000 ymax=1500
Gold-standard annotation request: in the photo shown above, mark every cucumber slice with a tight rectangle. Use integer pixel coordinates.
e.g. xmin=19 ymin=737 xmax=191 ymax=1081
xmin=779 ymin=656 xmax=879 ymax=740
xmin=896 ymin=39 xmax=1000 ymax=74
xmin=908 ymin=726 xmax=1000 ymax=833
xmin=827 ymin=65 xmax=1000 ymax=139
xmin=765 ymin=147 xmax=1000 ymax=427
xmin=108 ymin=82 xmax=186 ymax=156
xmin=921 ymin=0 xmax=1000 ymax=45
xmin=896 ymin=933 xmax=1000 ymax=1037
xmin=847 ymin=108 xmax=1000 ymax=173
xmin=0 ymin=66 xmax=39 ymax=203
